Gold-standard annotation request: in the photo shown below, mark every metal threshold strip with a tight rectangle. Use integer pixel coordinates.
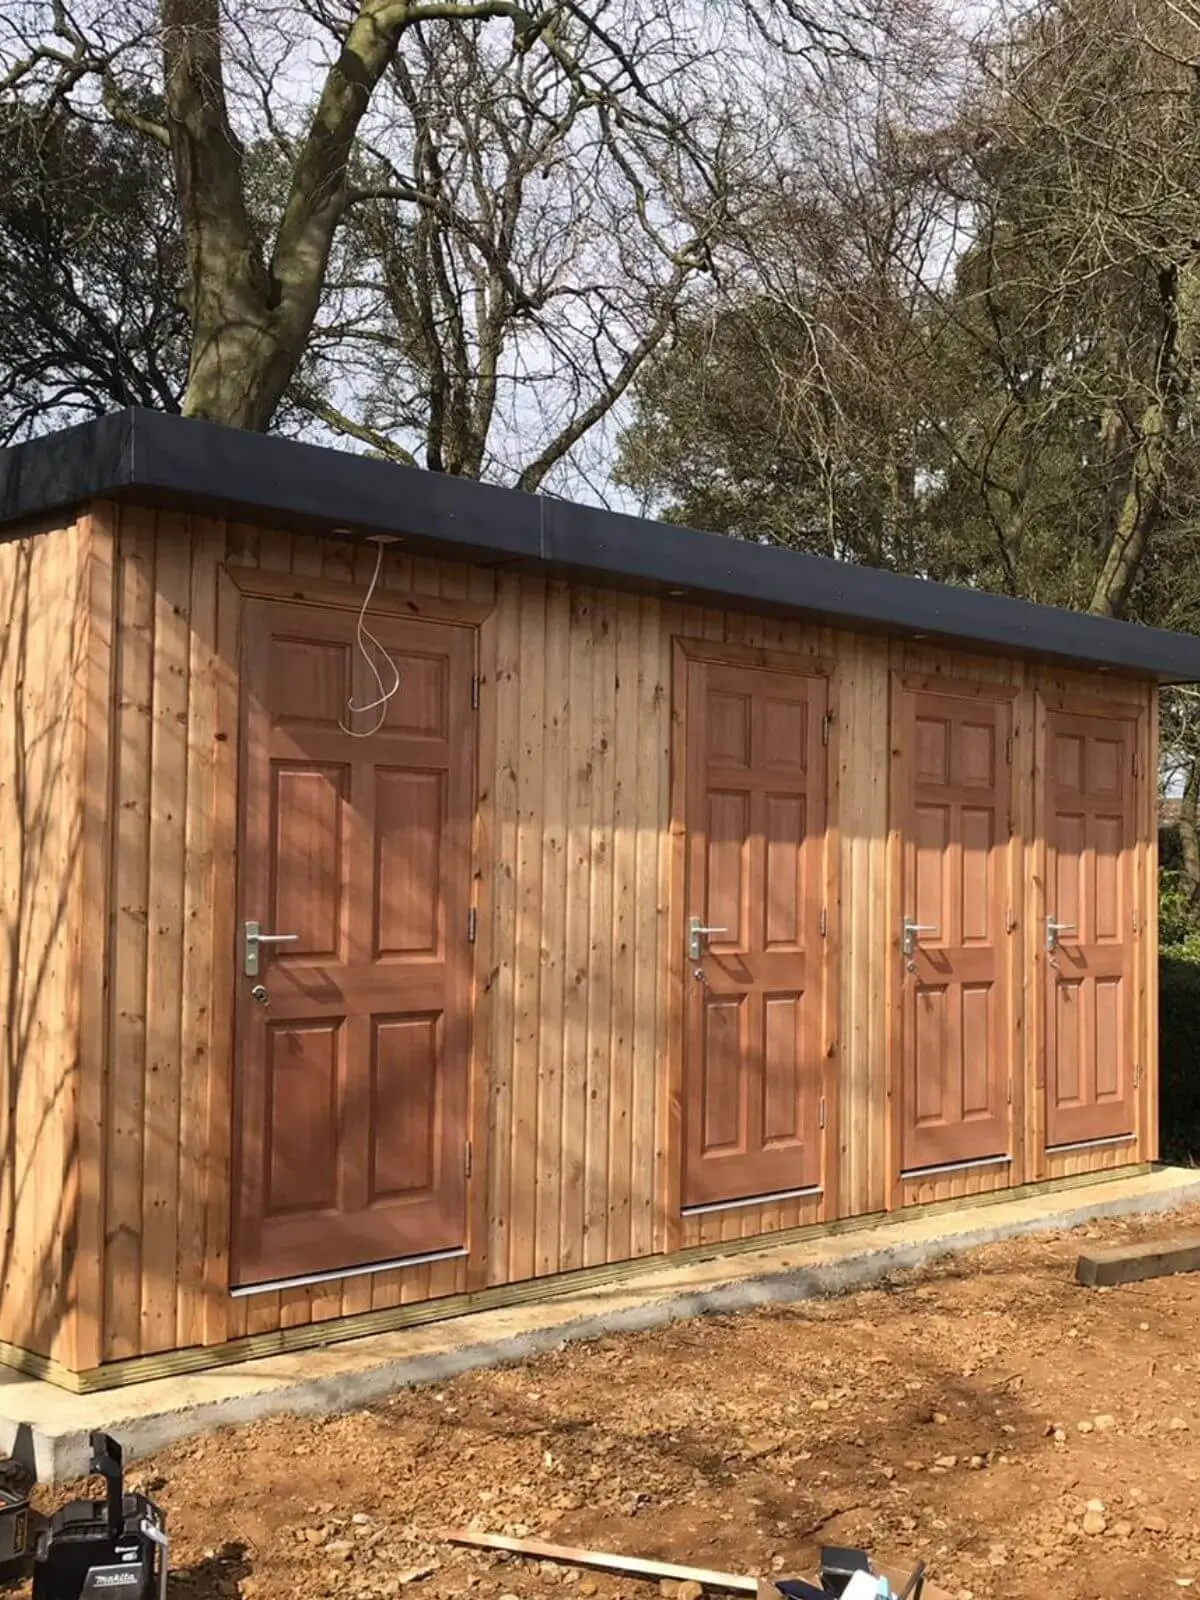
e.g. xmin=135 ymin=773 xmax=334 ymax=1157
xmin=681 ymin=1185 xmax=822 ymax=1218
xmin=1045 ymin=1133 xmax=1135 ymax=1155
xmin=901 ymin=1154 xmax=1012 ymax=1181
xmin=231 ymin=1245 xmax=469 ymax=1298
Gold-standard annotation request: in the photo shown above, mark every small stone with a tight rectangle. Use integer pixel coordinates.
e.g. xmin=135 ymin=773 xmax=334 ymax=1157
xmin=935 ymin=1455 xmax=958 ymax=1469
xmin=659 ymin=1583 xmax=679 ymax=1599
xmin=1001 ymin=1423 xmax=1016 ymax=1435
xmin=1077 ymin=1420 xmax=1094 ymax=1434
xmin=933 ymin=1412 xmax=949 ymax=1426
xmin=678 ymin=1587 xmax=704 ymax=1600
xmin=1170 ymin=1417 xmax=1191 ymax=1431
xmin=395 ymin=1568 xmax=435 ymax=1587
xmin=1140 ymin=1322 xmax=1151 ymax=1332
xmin=1145 ymin=1515 xmax=1169 ymax=1534
xmin=578 ymin=1584 xmax=598 ymax=1598
xmin=1114 ymin=1521 xmax=1134 ymax=1539
xmin=987 ymin=1545 xmax=1008 ymax=1568
xmin=969 ymin=1455 xmax=986 ymax=1470
xmin=499 ymin=1593 xmax=524 ymax=1600
xmin=1094 ymin=1414 xmax=1115 ymax=1431
xmin=1054 ymin=1428 xmax=1067 ymax=1444
xmin=352 ymin=1513 xmax=372 ymax=1526
xmin=1082 ymin=1511 xmax=1107 ymax=1536
xmin=903 ymin=1459 xmax=924 ymax=1472
xmin=303 ymin=1528 xmax=326 ymax=1545
xmin=1086 ymin=1500 xmax=1106 ymax=1514
xmin=810 ymin=1399 xmax=830 ymax=1413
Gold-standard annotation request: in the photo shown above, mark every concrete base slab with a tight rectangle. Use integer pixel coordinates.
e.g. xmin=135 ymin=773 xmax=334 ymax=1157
xmin=6 ymin=1165 xmax=1200 ymax=1482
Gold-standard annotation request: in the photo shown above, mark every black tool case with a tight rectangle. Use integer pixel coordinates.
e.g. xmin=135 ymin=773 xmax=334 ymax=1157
xmin=0 ymin=1478 xmax=30 ymax=1578
xmin=32 ymin=1433 xmax=166 ymax=1600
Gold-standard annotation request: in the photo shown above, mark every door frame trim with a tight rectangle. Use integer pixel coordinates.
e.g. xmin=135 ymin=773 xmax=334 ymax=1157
xmin=665 ymin=636 xmax=840 ymax=1250
xmin=885 ymin=673 xmax=1024 ymax=1210
xmin=222 ymin=574 xmax=488 ymax=1303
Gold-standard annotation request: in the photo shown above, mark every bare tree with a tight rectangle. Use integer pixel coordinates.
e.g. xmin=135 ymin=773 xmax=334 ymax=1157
xmin=1 ymin=0 xmax=878 ymax=438
xmin=0 ymin=107 xmax=188 ymax=442
xmin=290 ymin=18 xmax=755 ymax=487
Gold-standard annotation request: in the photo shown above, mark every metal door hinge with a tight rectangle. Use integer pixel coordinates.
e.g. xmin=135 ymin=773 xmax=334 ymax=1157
xmin=471 ymin=675 xmax=480 ymax=709
xmin=819 ymin=1096 xmax=827 ymax=1130
xmin=468 ymin=906 xmax=477 ymax=943
xmin=1132 ymin=749 xmax=1141 ymax=777
xmin=1133 ymin=1063 xmax=1142 ymax=1089
xmin=821 ymin=711 xmax=832 ymax=746
xmin=819 ymin=906 xmax=828 ymax=937
xmin=465 ymin=1140 xmax=474 ymax=1178
xmin=1005 ymin=906 xmax=1016 ymax=934
xmin=1005 ymin=735 xmax=1013 ymax=765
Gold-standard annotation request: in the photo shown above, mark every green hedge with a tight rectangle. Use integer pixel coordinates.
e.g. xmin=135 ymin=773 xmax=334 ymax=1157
xmin=1160 ymin=949 xmax=1200 ymax=1163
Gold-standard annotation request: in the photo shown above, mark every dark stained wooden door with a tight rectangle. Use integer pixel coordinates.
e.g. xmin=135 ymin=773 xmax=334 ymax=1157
xmin=233 ymin=600 xmax=475 ymax=1286
xmin=894 ymin=684 xmax=1013 ymax=1173
xmin=682 ymin=657 xmax=828 ymax=1209
xmin=1043 ymin=708 xmax=1138 ymax=1148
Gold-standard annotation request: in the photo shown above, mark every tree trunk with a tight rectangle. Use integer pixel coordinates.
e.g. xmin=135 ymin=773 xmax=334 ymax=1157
xmin=1089 ymin=259 xmax=1199 ymax=618
xmin=1180 ymin=755 xmax=1200 ymax=909
xmin=1088 ymin=399 xmax=1167 ymax=619
xmin=164 ymin=0 xmax=446 ymax=430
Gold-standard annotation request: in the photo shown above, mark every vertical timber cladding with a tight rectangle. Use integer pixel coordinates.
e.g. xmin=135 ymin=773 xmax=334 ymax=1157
xmin=1039 ymin=694 xmax=1142 ymax=1155
xmin=233 ymin=599 xmax=476 ymax=1288
xmin=678 ymin=642 xmax=835 ymax=1214
xmin=55 ymin=498 xmax=1160 ymax=1368
xmin=889 ymin=677 xmax=1019 ymax=1189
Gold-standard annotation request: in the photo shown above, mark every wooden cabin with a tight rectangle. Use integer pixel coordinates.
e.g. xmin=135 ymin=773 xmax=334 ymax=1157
xmin=2 ymin=409 xmax=1198 ymax=1392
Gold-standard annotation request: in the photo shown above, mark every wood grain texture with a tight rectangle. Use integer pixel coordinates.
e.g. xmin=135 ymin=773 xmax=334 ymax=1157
xmin=0 ymin=521 xmax=90 ymax=1363
xmin=0 ymin=507 xmax=1164 ymax=1374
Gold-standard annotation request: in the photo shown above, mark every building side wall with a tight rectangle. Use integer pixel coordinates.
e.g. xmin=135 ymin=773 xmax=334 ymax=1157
xmin=9 ymin=502 xmax=1156 ymax=1376
xmin=0 ymin=517 xmax=90 ymax=1367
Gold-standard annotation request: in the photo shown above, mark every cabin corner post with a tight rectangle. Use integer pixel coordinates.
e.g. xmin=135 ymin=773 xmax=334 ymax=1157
xmin=60 ymin=504 xmax=120 ymax=1374
xmin=0 ymin=510 xmax=101 ymax=1372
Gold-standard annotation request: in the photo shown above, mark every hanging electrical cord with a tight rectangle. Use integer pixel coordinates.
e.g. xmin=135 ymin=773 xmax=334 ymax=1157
xmin=339 ymin=538 xmax=402 ymax=738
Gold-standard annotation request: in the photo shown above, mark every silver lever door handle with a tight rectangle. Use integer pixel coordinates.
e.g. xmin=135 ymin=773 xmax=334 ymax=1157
xmin=243 ymin=920 xmax=300 ymax=977
xmin=687 ymin=916 xmax=729 ymax=961
xmin=1045 ymin=917 xmax=1076 ymax=953
xmin=901 ymin=919 xmax=937 ymax=958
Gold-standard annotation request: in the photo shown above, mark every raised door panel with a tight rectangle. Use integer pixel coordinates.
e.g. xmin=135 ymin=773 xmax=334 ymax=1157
xmin=1044 ymin=709 xmax=1137 ymax=1148
xmin=683 ymin=658 xmax=828 ymax=1209
xmin=234 ymin=601 xmax=474 ymax=1287
xmin=896 ymin=687 xmax=1012 ymax=1175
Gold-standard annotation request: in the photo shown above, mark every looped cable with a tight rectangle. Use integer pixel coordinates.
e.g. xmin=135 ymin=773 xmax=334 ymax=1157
xmin=339 ymin=540 xmax=401 ymax=738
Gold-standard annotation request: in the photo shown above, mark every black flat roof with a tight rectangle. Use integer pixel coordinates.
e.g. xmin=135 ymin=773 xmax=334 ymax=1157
xmin=2 ymin=406 xmax=1199 ymax=681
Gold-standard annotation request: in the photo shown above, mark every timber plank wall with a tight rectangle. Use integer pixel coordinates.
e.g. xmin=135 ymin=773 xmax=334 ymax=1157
xmin=0 ymin=502 xmax=1158 ymax=1375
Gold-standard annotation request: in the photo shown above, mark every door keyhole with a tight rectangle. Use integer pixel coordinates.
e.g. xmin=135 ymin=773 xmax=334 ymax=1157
xmin=251 ymin=984 xmax=269 ymax=1006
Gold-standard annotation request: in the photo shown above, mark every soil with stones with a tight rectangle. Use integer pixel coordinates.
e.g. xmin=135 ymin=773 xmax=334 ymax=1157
xmin=16 ymin=1203 xmax=1200 ymax=1600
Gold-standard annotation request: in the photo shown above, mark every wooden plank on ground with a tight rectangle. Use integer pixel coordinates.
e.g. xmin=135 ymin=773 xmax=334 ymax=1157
xmin=1076 ymin=1234 xmax=1200 ymax=1288
xmin=441 ymin=1529 xmax=757 ymax=1593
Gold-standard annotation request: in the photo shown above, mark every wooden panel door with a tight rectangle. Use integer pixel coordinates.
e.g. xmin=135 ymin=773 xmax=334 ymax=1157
xmin=1043 ymin=706 xmax=1138 ymax=1148
xmin=682 ymin=657 xmax=829 ymax=1209
xmin=893 ymin=683 xmax=1013 ymax=1174
xmin=232 ymin=600 xmax=475 ymax=1286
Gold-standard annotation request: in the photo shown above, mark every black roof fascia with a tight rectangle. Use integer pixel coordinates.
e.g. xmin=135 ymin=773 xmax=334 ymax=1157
xmin=2 ymin=406 xmax=1200 ymax=682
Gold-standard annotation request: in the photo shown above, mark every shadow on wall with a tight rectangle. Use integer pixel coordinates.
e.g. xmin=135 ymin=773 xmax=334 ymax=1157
xmin=0 ymin=533 xmax=87 ymax=1365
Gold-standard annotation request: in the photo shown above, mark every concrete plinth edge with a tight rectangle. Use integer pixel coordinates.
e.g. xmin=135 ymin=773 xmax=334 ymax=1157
xmin=5 ymin=1169 xmax=1200 ymax=1482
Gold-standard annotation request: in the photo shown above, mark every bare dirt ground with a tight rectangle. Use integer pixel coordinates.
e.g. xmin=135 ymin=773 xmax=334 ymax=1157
xmin=21 ymin=1202 xmax=1200 ymax=1600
